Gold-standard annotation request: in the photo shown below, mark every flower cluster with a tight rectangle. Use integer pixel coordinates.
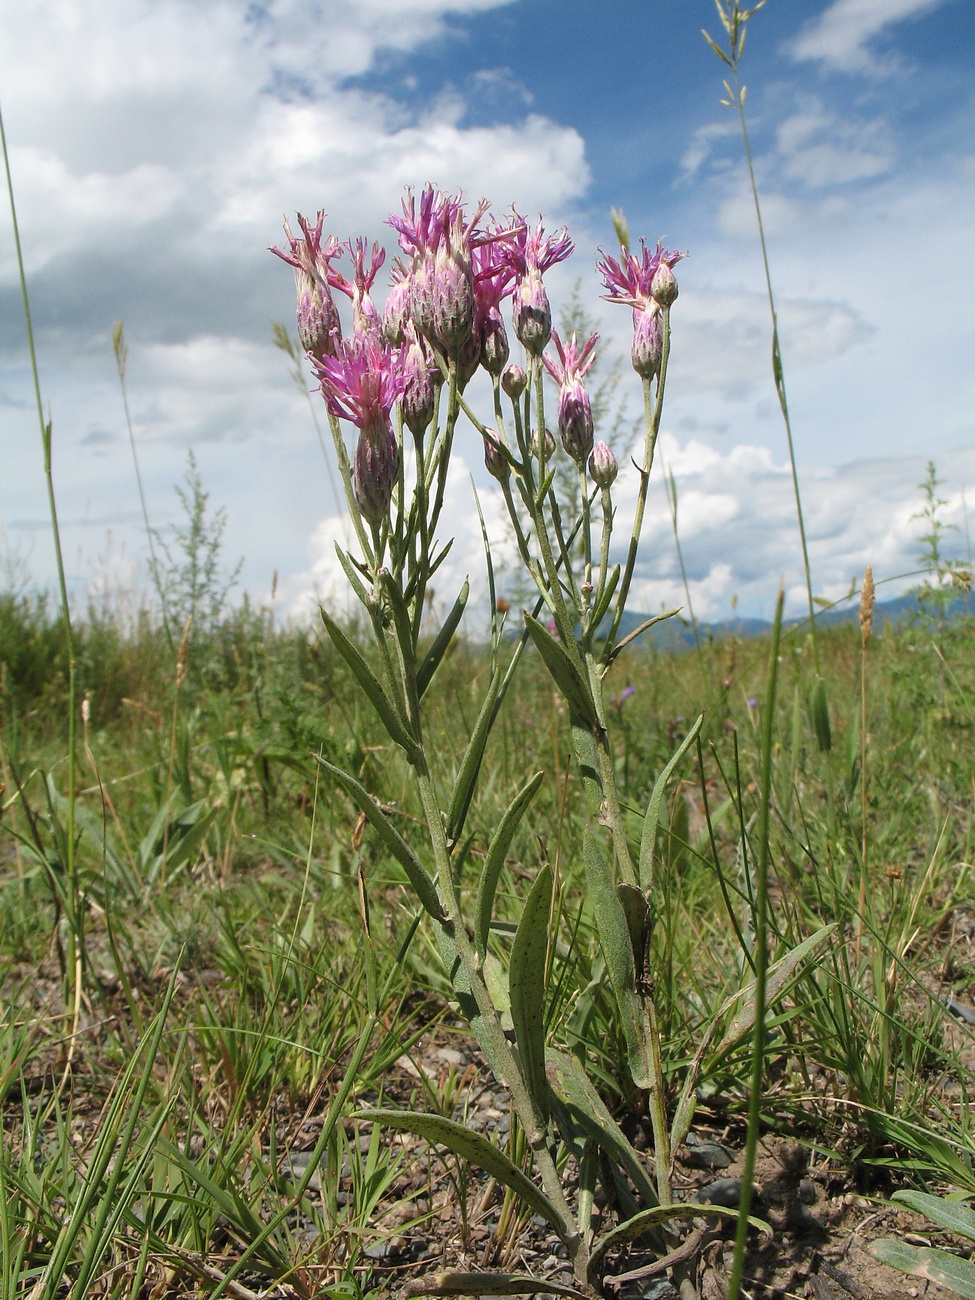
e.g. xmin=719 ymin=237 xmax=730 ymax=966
xmin=272 ymin=189 xmax=682 ymax=528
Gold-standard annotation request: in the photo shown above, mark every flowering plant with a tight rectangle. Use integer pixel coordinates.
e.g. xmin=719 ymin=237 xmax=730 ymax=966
xmin=272 ymin=187 xmax=771 ymax=1298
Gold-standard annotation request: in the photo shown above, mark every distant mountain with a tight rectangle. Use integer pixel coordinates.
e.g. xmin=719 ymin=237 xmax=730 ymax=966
xmin=612 ymin=589 xmax=974 ymax=653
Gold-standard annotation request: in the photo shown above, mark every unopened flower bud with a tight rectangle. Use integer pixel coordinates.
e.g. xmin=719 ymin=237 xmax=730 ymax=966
xmin=409 ymin=254 xmax=437 ymax=342
xmin=353 ymin=420 xmax=399 ymax=525
xmin=651 ymin=260 xmax=678 ymax=308
xmin=631 ymin=308 xmax=662 ymax=379
xmin=588 ymin=440 xmax=618 ymax=488
xmin=400 ymin=331 xmax=435 ymax=438
xmin=480 ymin=305 xmax=509 ymax=376
xmin=531 ymin=426 xmax=556 ymax=459
xmin=297 ymin=274 xmax=341 ymax=361
xmin=512 ymin=269 xmax=552 ymax=354
xmin=482 ymin=430 xmax=509 ymax=481
xmin=558 ymin=380 xmax=594 ymax=464
xmin=382 ymin=277 xmax=411 ymax=346
xmin=456 ymin=330 xmax=481 ymax=392
xmin=501 ymin=364 xmax=527 ymax=399
xmin=432 ymin=243 xmax=474 ymax=355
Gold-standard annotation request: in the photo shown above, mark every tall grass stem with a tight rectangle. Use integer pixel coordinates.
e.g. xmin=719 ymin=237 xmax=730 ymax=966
xmin=725 ymin=583 xmax=784 ymax=1299
xmin=1 ymin=98 xmax=85 ymax=1037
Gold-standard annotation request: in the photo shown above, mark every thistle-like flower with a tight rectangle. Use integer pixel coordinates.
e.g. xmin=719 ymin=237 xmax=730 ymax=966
xmin=316 ymin=335 xmax=405 ymax=525
xmin=543 ymin=330 xmax=598 ymax=464
xmin=597 ymin=239 xmax=683 ymax=378
xmin=500 ymin=218 xmax=574 ymax=355
xmin=270 ymin=211 xmax=343 ymax=361
xmin=471 ymin=234 xmax=516 ymax=377
xmin=388 ymin=187 xmax=483 ymax=355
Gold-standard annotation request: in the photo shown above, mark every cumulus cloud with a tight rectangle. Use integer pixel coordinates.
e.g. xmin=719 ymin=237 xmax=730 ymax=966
xmin=286 ymin=431 xmax=975 ymax=629
xmin=788 ymin=0 xmax=948 ymax=76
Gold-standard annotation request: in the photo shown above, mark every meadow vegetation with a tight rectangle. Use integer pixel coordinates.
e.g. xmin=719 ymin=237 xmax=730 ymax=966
xmin=1 ymin=581 xmax=974 ymax=1297
xmin=3 ymin=5 xmax=975 ymax=1296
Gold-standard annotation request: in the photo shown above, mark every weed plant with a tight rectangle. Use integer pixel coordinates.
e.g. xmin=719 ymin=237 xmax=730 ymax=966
xmin=2 ymin=4 xmax=975 ymax=1297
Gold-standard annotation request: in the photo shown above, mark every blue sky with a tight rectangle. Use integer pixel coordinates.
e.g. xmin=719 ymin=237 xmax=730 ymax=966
xmin=1 ymin=0 xmax=973 ymax=623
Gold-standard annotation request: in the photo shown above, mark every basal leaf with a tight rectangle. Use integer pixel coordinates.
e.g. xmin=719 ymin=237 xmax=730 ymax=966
xmin=509 ymin=865 xmax=554 ymax=1126
xmin=546 ymin=1048 xmax=657 ymax=1210
xmin=359 ymin=1109 xmax=569 ymax=1240
xmin=584 ymin=825 xmax=650 ymax=1089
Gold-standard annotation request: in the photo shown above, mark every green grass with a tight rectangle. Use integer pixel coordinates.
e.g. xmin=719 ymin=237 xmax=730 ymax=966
xmin=2 ymin=591 xmax=974 ymax=1295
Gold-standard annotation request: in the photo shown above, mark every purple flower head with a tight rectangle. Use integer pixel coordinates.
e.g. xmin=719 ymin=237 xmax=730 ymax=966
xmin=387 ymin=186 xmax=498 ymax=355
xmin=597 ymin=239 xmax=684 ymax=311
xmin=598 ymin=239 xmax=683 ymax=378
xmin=500 ymin=217 xmax=574 ymax=355
xmin=330 ymin=238 xmax=386 ymax=344
xmin=631 ymin=308 xmax=662 ymax=380
xmin=315 ymin=333 xmax=405 ymax=433
xmin=543 ymin=330 xmax=598 ymax=463
xmin=353 ymin=422 xmax=399 ymax=526
xmin=270 ymin=211 xmax=344 ymax=361
xmin=471 ymin=236 xmax=516 ymax=376
xmin=316 ymin=334 xmax=404 ymax=526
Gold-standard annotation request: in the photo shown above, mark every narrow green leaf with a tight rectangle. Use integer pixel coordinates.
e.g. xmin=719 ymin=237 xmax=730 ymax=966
xmin=320 ymin=606 xmax=417 ymax=756
xmin=546 ymin=1048 xmax=658 ymax=1211
xmin=316 ymin=757 xmax=441 ymax=919
xmin=714 ymin=923 xmax=836 ymax=1055
xmin=891 ymin=1190 xmax=975 ymax=1244
xmin=868 ymin=1239 xmax=975 ymax=1299
xmin=509 ymin=865 xmax=554 ymax=1126
xmin=380 ymin=569 xmax=418 ymax=680
xmin=523 ymin=613 xmax=596 ymax=728
xmin=570 ymin=717 xmax=603 ymax=814
xmin=810 ymin=675 xmax=832 ymax=752
xmin=333 ymin=543 xmax=371 ymax=607
xmin=589 ymin=563 xmax=621 ymax=632
xmin=475 ymin=771 xmax=545 ymax=958
xmin=446 ymin=663 xmax=504 ymax=842
xmin=638 ymin=713 xmax=705 ymax=893
xmin=583 ymin=825 xmax=650 ymax=1089
xmin=417 ymin=580 xmax=469 ymax=698
xmin=402 ymin=1271 xmax=589 ymax=1299
xmin=359 ymin=1109 xmax=569 ymax=1239
xmin=606 ymin=608 xmax=681 ymax=664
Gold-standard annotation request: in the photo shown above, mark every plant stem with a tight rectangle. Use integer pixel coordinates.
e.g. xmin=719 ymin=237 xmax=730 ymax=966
xmin=725 ymin=586 xmax=784 ymax=1298
xmin=2 ymin=98 xmax=84 ymax=1034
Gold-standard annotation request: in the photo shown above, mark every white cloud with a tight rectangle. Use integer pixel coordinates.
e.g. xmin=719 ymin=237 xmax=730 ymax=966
xmin=776 ymin=104 xmax=895 ymax=186
xmin=286 ymin=429 xmax=975 ymax=629
xmin=788 ymin=0 xmax=948 ymax=76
